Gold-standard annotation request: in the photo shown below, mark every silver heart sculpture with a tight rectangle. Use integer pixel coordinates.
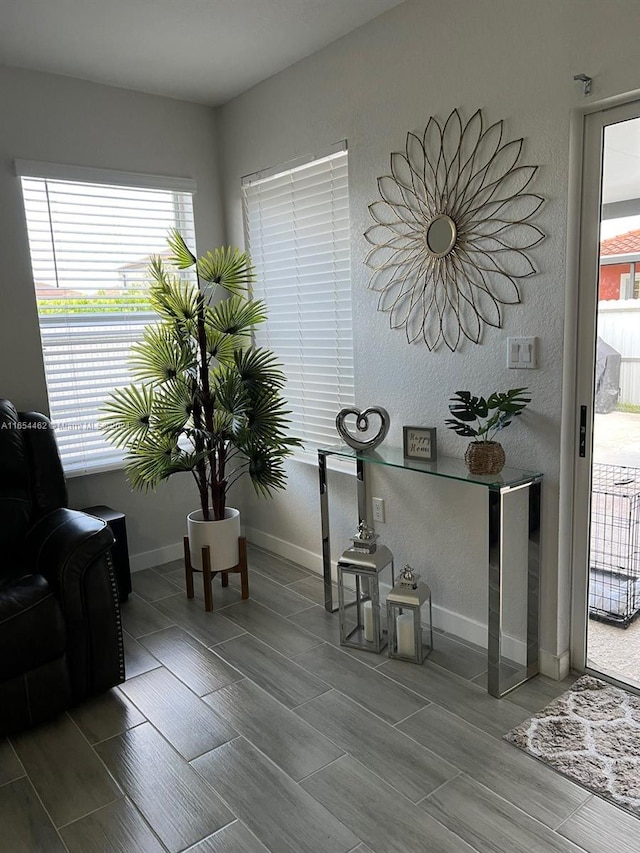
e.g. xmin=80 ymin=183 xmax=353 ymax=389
xmin=336 ymin=406 xmax=390 ymax=451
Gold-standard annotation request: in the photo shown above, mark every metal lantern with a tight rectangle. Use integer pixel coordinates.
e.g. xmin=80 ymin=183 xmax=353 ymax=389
xmin=337 ymin=522 xmax=395 ymax=654
xmin=387 ymin=565 xmax=433 ymax=664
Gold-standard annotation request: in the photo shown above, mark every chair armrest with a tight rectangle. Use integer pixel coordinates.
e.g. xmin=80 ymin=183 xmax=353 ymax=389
xmin=26 ymin=508 xmax=124 ymax=700
xmin=26 ymin=508 xmax=115 ymax=599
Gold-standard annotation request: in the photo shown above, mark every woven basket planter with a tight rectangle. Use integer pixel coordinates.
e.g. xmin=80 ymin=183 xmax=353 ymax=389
xmin=464 ymin=441 xmax=506 ymax=475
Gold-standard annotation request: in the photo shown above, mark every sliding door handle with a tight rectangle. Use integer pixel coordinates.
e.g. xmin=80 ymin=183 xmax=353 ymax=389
xmin=579 ymin=405 xmax=587 ymax=458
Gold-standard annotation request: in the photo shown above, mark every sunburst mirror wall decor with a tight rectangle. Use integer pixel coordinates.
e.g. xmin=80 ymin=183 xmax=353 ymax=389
xmin=364 ymin=109 xmax=544 ymax=351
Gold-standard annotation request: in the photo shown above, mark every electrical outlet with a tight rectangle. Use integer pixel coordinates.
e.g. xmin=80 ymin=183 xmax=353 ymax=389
xmin=372 ymin=497 xmax=385 ymax=523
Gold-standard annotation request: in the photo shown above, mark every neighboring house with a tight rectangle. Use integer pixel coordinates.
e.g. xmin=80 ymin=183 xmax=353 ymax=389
xmin=34 ymin=282 xmax=86 ymax=300
xmin=118 ymin=251 xmax=171 ymax=288
xmin=599 ymin=229 xmax=640 ymax=300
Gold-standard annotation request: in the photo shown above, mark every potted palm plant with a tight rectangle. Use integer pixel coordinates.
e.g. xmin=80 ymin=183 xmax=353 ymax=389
xmin=445 ymin=388 xmax=531 ymax=474
xmin=100 ymin=230 xmax=302 ymax=571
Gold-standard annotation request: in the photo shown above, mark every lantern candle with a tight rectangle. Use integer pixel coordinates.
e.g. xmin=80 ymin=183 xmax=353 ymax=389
xmin=396 ymin=612 xmax=414 ymax=656
xmin=363 ymin=600 xmax=374 ymax=642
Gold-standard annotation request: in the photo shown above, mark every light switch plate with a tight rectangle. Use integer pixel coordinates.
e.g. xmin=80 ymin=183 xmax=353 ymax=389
xmin=507 ymin=336 xmax=538 ymax=369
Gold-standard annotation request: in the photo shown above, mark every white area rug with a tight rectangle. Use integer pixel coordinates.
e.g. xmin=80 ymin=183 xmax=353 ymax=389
xmin=504 ymin=675 xmax=640 ymax=817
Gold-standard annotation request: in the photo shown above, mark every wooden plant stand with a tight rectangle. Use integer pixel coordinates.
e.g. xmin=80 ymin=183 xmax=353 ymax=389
xmin=183 ymin=536 xmax=249 ymax=612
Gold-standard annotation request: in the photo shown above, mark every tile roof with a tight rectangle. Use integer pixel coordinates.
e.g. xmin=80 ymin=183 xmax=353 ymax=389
xmin=600 ymin=229 xmax=640 ymax=256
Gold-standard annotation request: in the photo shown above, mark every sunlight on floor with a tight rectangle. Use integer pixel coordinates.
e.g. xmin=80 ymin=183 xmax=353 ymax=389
xmin=587 ymin=618 xmax=640 ymax=688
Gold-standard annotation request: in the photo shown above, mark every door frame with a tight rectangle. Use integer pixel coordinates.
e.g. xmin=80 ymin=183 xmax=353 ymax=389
xmin=568 ymin=96 xmax=640 ymax=675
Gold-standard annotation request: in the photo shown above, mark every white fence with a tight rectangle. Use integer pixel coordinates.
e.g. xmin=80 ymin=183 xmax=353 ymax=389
xmin=598 ymin=300 xmax=640 ymax=406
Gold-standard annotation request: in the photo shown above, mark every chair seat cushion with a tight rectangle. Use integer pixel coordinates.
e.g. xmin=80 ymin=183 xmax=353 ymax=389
xmin=0 ymin=574 xmax=66 ymax=681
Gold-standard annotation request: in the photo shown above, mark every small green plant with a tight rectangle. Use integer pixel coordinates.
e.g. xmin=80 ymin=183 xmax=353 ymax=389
xmin=445 ymin=388 xmax=531 ymax=443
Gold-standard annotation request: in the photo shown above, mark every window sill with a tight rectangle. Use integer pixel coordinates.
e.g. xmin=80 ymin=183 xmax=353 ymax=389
xmin=64 ymin=460 xmax=125 ymax=479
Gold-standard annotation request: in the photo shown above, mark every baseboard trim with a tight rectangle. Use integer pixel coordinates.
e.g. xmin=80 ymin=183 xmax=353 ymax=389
xmin=130 ymin=527 xmax=328 ymax=577
xmin=243 ymin=526 xmax=327 ymax=576
xmin=129 ymin=525 xmax=321 ymax=575
xmin=539 ymin=648 xmax=571 ymax=680
xmin=432 ymin=602 xmax=488 ymax=648
xmin=130 ymin=541 xmax=184 ymax=573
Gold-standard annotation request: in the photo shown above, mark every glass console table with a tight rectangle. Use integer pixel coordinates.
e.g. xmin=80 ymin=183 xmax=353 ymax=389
xmin=318 ymin=444 xmax=543 ymax=698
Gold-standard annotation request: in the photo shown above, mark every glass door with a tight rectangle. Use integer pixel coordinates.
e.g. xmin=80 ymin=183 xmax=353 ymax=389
xmin=573 ymin=101 xmax=640 ymax=689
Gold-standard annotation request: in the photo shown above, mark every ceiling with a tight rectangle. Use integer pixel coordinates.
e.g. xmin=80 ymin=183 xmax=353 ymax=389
xmin=0 ymin=0 xmax=406 ymax=106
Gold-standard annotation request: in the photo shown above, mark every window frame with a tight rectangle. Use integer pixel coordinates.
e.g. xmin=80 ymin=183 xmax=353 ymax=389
xmin=16 ymin=160 xmax=197 ymax=477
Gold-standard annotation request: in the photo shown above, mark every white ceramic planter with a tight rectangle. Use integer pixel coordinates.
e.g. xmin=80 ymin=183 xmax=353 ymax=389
xmin=187 ymin=507 xmax=241 ymax=572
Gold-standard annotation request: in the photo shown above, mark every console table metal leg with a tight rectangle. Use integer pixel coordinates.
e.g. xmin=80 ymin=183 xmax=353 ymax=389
xmin=356 ymin=456 xmax=367 ymax=525
xmin=319 ymin=451 xmax=336 ymax=613
xmin=527 ymin=480 xmax=541 ymax=675
xmin=320 ymin=452 xmax=370 ymax=613
xmin=487 ymin=490 xmax=503 ymax=698
xmin=488 ymin=481 xmax=541 ymax=698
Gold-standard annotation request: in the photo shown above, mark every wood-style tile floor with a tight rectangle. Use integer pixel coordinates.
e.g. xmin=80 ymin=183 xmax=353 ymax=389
xmin=1 ymin=546 xmax=637 ymax=852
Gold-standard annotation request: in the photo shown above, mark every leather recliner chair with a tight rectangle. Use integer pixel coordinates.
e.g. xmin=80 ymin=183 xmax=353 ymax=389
xmin=0 ymin=399 xmax=125 ymax=734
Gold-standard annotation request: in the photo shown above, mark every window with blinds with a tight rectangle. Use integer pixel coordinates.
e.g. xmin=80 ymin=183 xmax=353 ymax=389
xmin=17 ymin=162 xmax=196 ymax=475
xmin=242 ymin=143 xmax=354 ymax=450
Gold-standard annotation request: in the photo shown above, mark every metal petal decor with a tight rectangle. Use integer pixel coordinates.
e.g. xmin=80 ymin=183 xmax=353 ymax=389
xmin=364 ymin=108 xmax=545 ymax=351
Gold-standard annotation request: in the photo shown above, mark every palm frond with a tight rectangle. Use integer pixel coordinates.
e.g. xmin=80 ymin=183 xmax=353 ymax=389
xmin=148 ymin=255 xmax=169 ymax=287
xmin=197 ymin=247 xmax=255 ymax=295
xmin=150 ymin=271 xmax=201 ymax=323
xmin=242 ymin=387 xmax=292 ymax=441
xmin=124 ymin=433 xmax=185 ymax=491
xmin=234 ymin=347 xmax=286 ymax=389
xmin=154 ymin=380 xmax=196 ymax=433
xmin=130 ymin=324 xmax=196 ymax=383
xmin=208 ymin=296 xmax=267 ymax=336
xmin=213 ymin=368 xmax=250 ymax=417
xmin=99 ymin=384 xmax=154 ymax=448
xmin=205 ymin=326 xmax=240 ymax=366
xmin=165 ymin=449 xmax=206 ymax=475
xmin=212 ymin=409 xmax=236 ymax=436
xmin=167 ymin=229 xmax=197 ymax=269
xmin=238 ymin=436 xmax=299 ymax=498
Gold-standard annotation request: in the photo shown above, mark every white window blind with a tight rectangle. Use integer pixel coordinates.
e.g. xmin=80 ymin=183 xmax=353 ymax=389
xmin=17 ymin=164 xmax=196 ymax=475
xmin=242 ymin=144 xmax=354 ymax=449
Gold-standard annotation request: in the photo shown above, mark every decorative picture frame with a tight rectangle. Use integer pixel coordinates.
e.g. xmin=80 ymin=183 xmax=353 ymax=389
xmin=403 ymin=426 xmax=437 ymax=462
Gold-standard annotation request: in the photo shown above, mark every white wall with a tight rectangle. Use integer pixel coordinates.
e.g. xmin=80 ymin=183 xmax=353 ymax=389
xmin=599 ymin=300 xmax=640 ymax=405
xmin=218 ymin=0 xmax=640 ymax=668
xmin=0 ymin=66 xmax=227 ymax=563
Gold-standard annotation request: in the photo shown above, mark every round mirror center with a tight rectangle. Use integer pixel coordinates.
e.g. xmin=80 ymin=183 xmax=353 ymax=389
xmin=425 ymin=214 xmax=457 ymax=258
